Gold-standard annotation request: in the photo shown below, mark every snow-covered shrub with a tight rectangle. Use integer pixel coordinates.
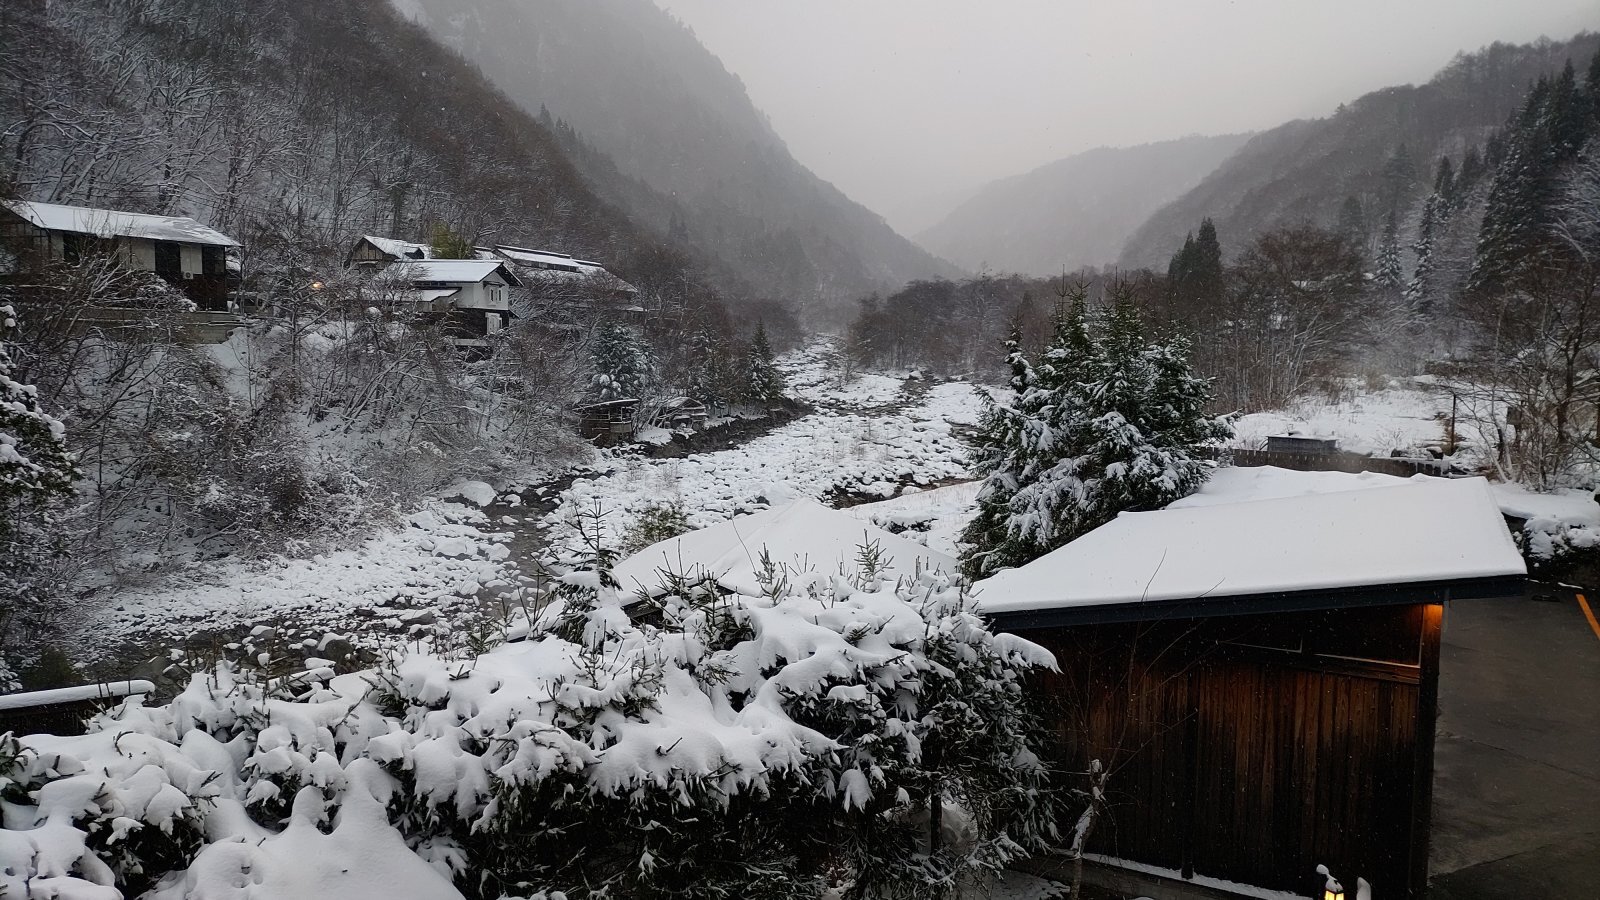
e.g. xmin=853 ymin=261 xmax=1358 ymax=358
xmin=0 ymin=725 xmax=216 ymax=898
xmin=620 ymin=501 xmax=691 ymax=553
xmin=1515 ymin=515 xmax=1600 ymax=582
xmin=0 ymin=547 xmax=1059 ymax=900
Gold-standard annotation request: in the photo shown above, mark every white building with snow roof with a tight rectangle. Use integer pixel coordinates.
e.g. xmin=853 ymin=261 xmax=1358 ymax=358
xmin=384 ymin=258 xmax=522 ymax=346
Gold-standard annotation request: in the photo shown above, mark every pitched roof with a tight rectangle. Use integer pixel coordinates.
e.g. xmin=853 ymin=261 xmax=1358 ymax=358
xmin=494 ymin=245 xmax=637 ymax=294
xmin=974 ymin=474 xmax=1525 ymax=620
xmin=613 ymin=498 xmax=959 ymax=597
xmin=3 ymin=200 xmax=237 ymax=246
xmin=358 ymin=235 xmax=498 ymax=262
xmin=391 ymin=259 xmax=521 ymax=287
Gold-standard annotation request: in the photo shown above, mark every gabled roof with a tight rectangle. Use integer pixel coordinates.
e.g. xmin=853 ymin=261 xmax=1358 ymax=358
xmin=357 ymin=235 xmax=498 ymax=262
xmin=974 ymin=474 xmax=1525 ymax=625
xmin=494 ymin=244 xmax=637 ymax=294
xmin=2 ymin=200 xmax=237 ymax=247
xmin=391 ymin=259 xmax=522 ymax=287
xmin=613 ymin=498 xmax=959 ymax=598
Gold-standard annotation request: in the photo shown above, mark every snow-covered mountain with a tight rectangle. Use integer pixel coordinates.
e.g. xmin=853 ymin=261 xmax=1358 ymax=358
xmin=916 ymin=134 xmax=1253 ymax=276
xmin=1118 ymin=32 xmax=1600 ymax=268
xmin=391 ymin=0 xmax=960 ymax=317
xmin=0 ymin=0 xmax=659 ymax=273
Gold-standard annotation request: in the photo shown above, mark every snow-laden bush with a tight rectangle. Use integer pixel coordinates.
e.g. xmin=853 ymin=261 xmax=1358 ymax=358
xmin=0 ymin=557 xmax=1059 ymax=899
xmin=1515 ymin=514 xmax=1600 ymax=582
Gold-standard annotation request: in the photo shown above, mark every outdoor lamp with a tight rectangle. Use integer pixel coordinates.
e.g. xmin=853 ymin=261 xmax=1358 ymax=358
xmin=1316 ymin=865 xmax=1344 ymax=900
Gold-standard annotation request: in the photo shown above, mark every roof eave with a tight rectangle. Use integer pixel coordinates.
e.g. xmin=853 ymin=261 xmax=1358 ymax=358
xmin=984 ymin=574 xmax=1527 ymax=631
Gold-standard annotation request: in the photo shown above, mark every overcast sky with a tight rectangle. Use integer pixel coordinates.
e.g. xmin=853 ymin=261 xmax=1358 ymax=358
xmin=652 ymin=0 xmax=1597 ymax=235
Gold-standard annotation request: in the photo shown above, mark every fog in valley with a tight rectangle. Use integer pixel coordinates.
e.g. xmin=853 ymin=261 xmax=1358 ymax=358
xmin=3 ymin=3 xmax=1600 ymax=899
xmin=659 ymin=0 xmax=1599 ymax=235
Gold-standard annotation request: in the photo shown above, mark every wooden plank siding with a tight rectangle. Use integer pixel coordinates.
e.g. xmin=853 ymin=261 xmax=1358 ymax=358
xmin=1015 ymin=603 xmax=1441 ymax=898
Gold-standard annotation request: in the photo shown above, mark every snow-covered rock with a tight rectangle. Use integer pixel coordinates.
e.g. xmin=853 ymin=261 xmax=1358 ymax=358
xmin=440 ymin=480 xmax=497 ymax=507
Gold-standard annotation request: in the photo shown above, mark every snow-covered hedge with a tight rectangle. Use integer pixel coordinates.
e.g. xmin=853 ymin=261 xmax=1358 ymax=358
xmin=0 ymin=563 xmax=1059 ymax=899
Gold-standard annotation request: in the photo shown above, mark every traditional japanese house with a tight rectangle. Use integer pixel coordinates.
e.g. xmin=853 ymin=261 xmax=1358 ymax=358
xmin=975 ymin=471 xmax=1527 ymax=899
xmin=492 ymin=245 xmax=640 ymax=322
xmin=0 ymin=199 xmax=238 ymax=309
xmin=387 ymin=258 xmax=522 ymax=348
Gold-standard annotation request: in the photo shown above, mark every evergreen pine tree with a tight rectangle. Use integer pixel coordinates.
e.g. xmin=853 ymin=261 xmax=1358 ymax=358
xmin=1337 ymin=195 xmax=1367 ymax=245
xmin=682 ymin=327 xmax=725 ymax=407
xmin=588 ymin=322 xmax=653 ymax=402
xmin=1458 ymin=146 xmax=1486 ymax=190
xmin=1381 ymin=143 xmax=1418 ymax=210
xmin=961 ymin=292 xmax=1231 ymax=576
xmin=1375 ymin=211 xmax=1404 ymax=291
xmin=0 ymin=305 xmax=76 ymax=539
xmin=1191 ymin=218 xmax=1225 ymax=307
xmin=1165 ymin=232 xmax=1196 ymax=301
xmin=1433 ymin=156 xmax=1457 ymax=210
xmin=428 ymin=223 xmax=475 ymax=259
xmin=1406 ymin=194 xmax=1442 ymax=313
xmin=1 ymin=305 xmax=78 ymax=682
xmin=1472 ymin=63 xmax=1598 ymax=291
xmin=743 ymin=323 xmax=785 ymax=406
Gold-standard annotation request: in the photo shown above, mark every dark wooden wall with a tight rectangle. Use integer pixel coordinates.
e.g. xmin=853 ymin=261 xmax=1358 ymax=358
xmin=1017 ymin=603 xmax=1442 ymax=898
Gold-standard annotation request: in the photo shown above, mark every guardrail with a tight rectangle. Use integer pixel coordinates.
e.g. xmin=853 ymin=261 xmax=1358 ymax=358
xmin=0 ymin=680 xmax=156 ymax=736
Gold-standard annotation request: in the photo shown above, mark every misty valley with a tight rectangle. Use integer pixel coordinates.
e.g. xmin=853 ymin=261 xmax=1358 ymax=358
xmin=0 ymin=2 xmax=1598 ymax=899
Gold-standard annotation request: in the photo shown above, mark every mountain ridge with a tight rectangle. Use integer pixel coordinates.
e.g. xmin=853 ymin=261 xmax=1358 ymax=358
xmin=916 ymin=133 xmax=1254 ymax=276
xmin=393 ymin=0 xmax=959 ymax=316
xmin=1119 ymin=31 xmax=1600 ymax=267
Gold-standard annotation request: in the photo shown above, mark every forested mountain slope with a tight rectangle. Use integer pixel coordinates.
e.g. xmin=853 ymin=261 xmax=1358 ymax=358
xmin=1119 ymin=32 xmax=1600 ymax=267
xmin=0 ymin=0 xmax=660 ymax=275
xmin=392 ymin=0 xmax=959 ymax=316
xmin=917 ymin=134 xmax=1253 ymax=276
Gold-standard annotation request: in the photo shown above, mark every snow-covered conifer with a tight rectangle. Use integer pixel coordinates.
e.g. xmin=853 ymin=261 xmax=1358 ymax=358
xmin=744 ymin=323 xmax=786 ymax=406
xmin=588 ymin=321 xmax=653 ymax=402
xmin=1375 ymin=211 xmax=1404 ymax=290
xmin=962 ymin=292 xmax=1231 ymax=576
xmin=0 ymin=305 xmax=76 ymax=531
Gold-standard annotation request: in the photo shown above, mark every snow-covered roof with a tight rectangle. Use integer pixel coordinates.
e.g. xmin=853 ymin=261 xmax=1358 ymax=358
xmin=2 ymin=199 xmax=238 ymax=246
xmin=493 ymin=245 xmax=588 ymax=271
xmin=1166 ymin=465 xmax=1411 ymax=509
xmin=1488 ymin=482 xmax=1600 ymax=526
xmin=413 ymin=287 xmax=461 ymax=304
xmin=494 ymin=245 xmax=637 ymax=294
xmin=358 ymin=235 xmax=498 ymax=262
xmin=613 ymin=498 xmax=959 ymax=598
xmin=391 ymin=259 xmax=520 ymax=287
xmin=975 ymin=473 xmax=1524 ymax=619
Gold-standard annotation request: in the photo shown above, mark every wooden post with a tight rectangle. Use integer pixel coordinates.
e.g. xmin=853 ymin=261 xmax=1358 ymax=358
xmin=1407 ymin=602 xmax=1444 ymax=898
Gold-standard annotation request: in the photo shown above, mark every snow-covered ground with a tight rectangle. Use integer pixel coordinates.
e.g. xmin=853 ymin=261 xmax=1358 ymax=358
xmin=541 ymin=348 xmax=982 ymax=559
xmin=845 ymin=480 xmax=982 ymax=560
xmin=71 ymin=504 xmax=513 ymax=661
xmin=1229 ymin=380 xmax=1451 ymax=456
xmin=69 ymin=341 xmax=990 ymax=662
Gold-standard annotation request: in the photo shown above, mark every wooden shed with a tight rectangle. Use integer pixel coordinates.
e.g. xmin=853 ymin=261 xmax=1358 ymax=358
xmin=975 ymin=473 xmax=1527 ymax=899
